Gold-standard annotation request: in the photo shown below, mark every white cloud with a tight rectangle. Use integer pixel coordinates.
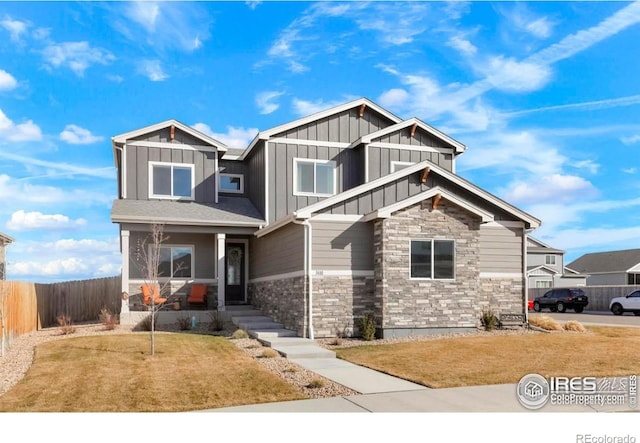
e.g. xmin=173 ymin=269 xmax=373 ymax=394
xmin=191 ymin=124 xmax=257 ymax=150
xmin=447 ymin=35 xmax=477 ymax=56
xmin=502 ymin=174 xmax=598 ymax=206
xmin=506 ymin=94 xmax=640 ymax=118
xmin=6 ymin=210 xmax=87 ymax=231
xmin=526 ymin=17 xmax=555 ymax=39
xmin=623 ymin=167 xmax=637 ymax=174
xmin=378 ymin=88 xmax=410 ymax=109
xmin=116 ymin=2 xmax=210 ymax=52
xmin=255 ymin=91 xmax=285 ymax=114
xmin=354 ymin=3 xmax=429 ymax=45
xmin=33 ymin=238 xmax=119 ymax=254
xmin=621 ymin=134 xmax=640 ymax=145
xmin=0 ymin=108 xmax=42 ymax=142
xmin=0 ymin=174 xmax=113 ymax=207
xmin=0 ymin=152 xmax=114 ymax=179
xmin=0 ymin=69 xmax=18 ymax=91
xmin=9 ymin=258 xmax=90 ymax=277
xmin=59 ymin=124 xmax=104 ymax=145
xmin=246 ymin=1 xmax=262 ymax=10
xmin=482 ymin=56 xmax=551 ymax=92
xmin=137 ymin=59 xmax=169 ymax=81
xmin=292 ymin=97 xmax=355 ymax=117
xmin=0 ymin=16 xmax=29 ymax=42
xmin=571 ymin=160 xmax=600 ymax=175
xmin=42 ymin=41 xmax=115 ymax=76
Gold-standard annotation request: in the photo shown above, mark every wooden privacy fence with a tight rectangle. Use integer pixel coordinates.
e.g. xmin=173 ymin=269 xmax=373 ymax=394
xmin=0 ymin=276 xmax=121 ymax=347
xmin=529 ymin=285 xmax=640 ymax=312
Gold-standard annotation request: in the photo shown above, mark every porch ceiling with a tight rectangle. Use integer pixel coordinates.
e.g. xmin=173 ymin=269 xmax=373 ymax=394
xmin=111 ymin=197 xmax=265 ymax=227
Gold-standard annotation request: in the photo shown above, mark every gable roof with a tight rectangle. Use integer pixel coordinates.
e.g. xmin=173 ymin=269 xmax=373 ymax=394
xmin=567 ymin=248 xmax=640 ymax=274
xmin=112 ymin=119 xmax=228 ymax=152
xmin=293 ymin=159 xmax=541 ymax=228
xmin=527 ymin=236 xmax=565 ymax=254
xmin=355 ymin=117 xmax=466 ymax=155
xmin=240 ymin=97 xmax=402 ymax=160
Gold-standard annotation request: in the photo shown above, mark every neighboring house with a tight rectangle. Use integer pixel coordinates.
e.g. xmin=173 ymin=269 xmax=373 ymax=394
xmin=0 ymin=232 xmax=13 ymax=280
xmin=567 ymin=249 xmax=640 ymax=286
xmin=111 ymin=97 xmax=541 ymax=338
xmin=526 ymin=237 xmax=587 ymax=288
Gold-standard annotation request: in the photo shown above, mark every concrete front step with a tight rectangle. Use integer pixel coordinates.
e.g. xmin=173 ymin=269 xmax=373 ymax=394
xmin=257 ymin=336 xmax=315 ymax=347
xmin=225 ymin=309 xmax=262 ymax=317
xmin=238 ymin=320 xmax=284 ymax=330
xmin=249 ymin=328 xmax=298 ymax=339
xmin=231 ymin=315 xmax=274 ymax=324
xmin=272 ymin=344 xmax=336 ymax=359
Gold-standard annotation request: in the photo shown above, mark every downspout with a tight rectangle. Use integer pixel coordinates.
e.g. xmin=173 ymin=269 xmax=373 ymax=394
xmin=293 ymin=218 xmax=314 ymax=340
xmin=524 ymin=227 xmax=534 ymax=325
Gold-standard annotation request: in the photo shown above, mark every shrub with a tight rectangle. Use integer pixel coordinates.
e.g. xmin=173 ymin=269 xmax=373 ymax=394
xmin=358 ymin=312 xmax=377 ymax=341
xmin=99 ymin=308 xmax=118 ymax=331
xmin=56 ymin=315 xmax=75 ymax=335
xmin=306 ymin=378 xmax=325 ymax=389
xmin=260 ymin=348 xmax=279 ymax=358
xmin=480 ymin=309 xmax=498 ymax=331
xmin=176 ymin=316 xmax=192 ymax=331
xmin=563 ymin=320 xmax=587 ymax=333
xmin=231 ymin=329 xmax=249 ymax=339
xmin=528 ymin=315 xmax=562 ymax=331
xmin=137 ymin=313 xmax=159 ymax=332
xmin=207 ymin=311 xmax=225 ymax=331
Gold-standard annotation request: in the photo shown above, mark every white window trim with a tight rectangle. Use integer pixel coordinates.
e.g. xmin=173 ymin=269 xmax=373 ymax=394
xmin=219 ymin=173 xmax=244 ymax=194
xmin=409 ymin=239 xmax=456 ymax=281
xmin=151 ymin=244 xmax=195 ymax=280
xmin=148 ymin=161 xmax=195 ymax=200
xmin=293 ymin=158 xmax=337 ymax=197
xmin=390 ymin=161 xmax=415 ymax=173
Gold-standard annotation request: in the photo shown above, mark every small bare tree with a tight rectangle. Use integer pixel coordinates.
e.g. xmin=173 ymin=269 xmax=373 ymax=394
xmin=134 ymin=223 xmax=180 ymax=355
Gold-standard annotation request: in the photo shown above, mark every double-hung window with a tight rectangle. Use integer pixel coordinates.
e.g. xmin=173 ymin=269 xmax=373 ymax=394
xmin=294 ymin=158 xmax=336 ymax=197
xmin=545 ymin=255 xmax=556 ymax=265
xmin=149 ymin=162 xmax=194 ymax=200
xmin=410 ymin=239 xmax=455 ymax=279
xmin=157 ymin=245 xmax=193 ymax=278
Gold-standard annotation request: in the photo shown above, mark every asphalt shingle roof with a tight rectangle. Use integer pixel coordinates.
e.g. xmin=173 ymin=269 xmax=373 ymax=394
xmin=111 ymin=197 xmax=265 ymax=227
xmin=566 ymin=249 xmax=640 ymax=274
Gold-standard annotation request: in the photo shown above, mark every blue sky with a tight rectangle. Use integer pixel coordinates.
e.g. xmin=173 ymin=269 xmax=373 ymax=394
xmin=0 ymin=1 xmax=639 ymax=283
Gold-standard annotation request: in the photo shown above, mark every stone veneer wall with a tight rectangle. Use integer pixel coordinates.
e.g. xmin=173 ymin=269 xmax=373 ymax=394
xmin=478 ymin=277 xmax=525 ymax=316
xmin=312 ymin=275 xmax=375 ymax=338
xmin=248 ymin=276 xmax=307 ymax=337
xmin=374 ymin=200 xmax=482 ymax=337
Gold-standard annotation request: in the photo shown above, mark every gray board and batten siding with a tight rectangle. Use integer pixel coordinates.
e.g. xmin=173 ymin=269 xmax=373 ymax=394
xmin=249 ymin=222 xmax=305 ymax=280
xmin=244 ymin=142 xmax=266 ymax=219
xmin=273 ymin=107 xmax=396 ymax=143
xmin=125 ymin=144 xmax=217 ymax=203
xmin=311 ymin=220 xmax=374 ymax=271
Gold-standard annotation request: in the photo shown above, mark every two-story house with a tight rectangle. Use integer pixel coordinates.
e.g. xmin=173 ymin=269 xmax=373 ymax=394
xmin=526 ymin=237 xmax=587 ymax=289
xmin=0 ymin=232 xmax=12 ymax=280
xmin=111 ymin=97 xmax=541 ymax=338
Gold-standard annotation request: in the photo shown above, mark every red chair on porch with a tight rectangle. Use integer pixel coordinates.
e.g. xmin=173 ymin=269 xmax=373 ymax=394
xmin=187 ymin=284 xmax=208 ymax=308
xmin=141 ymin=284 xmax=167 ymax=305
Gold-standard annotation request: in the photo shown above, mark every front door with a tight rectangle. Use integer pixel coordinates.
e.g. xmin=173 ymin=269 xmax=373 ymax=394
xmin=225 ymin=242 xmax=246 ymax=304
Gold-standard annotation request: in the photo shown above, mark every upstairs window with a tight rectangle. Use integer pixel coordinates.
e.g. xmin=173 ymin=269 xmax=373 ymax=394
xmin=410 ymin=239 xmax=455 ymax=279
xmin=545 ymin=255 xmax=556 ymax=265
xmin=294 ymin=158 xmax=336 ymax=197
xmin=149 ymin=162 xmax=194 ymax=200
xmin=220 ymin=173 xmax=244 ymax=194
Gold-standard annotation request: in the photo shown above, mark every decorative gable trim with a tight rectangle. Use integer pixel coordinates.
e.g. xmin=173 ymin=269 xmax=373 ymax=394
xmin=294 ymin=159 xmax=541 ymax=228
xmin=361 ymin=186 xmax=493 ymax=223
xmin=527 ymin=265 xmax=559 ymax=276
xmin=356 ymin=117 xmax=466 ymax=154
xmin=112 ymin=119 xmax=228 ymax=152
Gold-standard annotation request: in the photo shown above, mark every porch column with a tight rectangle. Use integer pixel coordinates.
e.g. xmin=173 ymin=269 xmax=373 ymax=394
xmin=217 ymin=233 xmax=226 ymax=311
xmin=120 ymin=229 xmax=130 ymax=315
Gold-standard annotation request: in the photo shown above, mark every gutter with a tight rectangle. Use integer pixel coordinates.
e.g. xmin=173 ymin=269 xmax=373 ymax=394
xmin=292 ymin=218 xmax=314 ymax=340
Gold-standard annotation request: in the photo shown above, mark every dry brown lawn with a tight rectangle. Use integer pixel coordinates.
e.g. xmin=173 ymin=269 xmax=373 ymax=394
xmin=0 ymin=333 xmax=306 ymax=412
xmin=335 ymin=327 xmax=640 ymax=388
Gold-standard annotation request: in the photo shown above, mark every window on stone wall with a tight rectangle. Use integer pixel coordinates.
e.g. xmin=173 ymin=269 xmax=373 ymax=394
xmin=410 ymin=239 xmax=455 ymax=279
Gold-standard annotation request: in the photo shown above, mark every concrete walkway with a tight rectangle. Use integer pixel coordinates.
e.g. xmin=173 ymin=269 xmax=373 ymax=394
xmin=218 ymin=307 xmax=637 ymax=413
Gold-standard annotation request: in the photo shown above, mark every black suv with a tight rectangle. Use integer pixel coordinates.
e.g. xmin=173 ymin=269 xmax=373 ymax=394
xmin=533 ymin=288 xmax=589 ymax=313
